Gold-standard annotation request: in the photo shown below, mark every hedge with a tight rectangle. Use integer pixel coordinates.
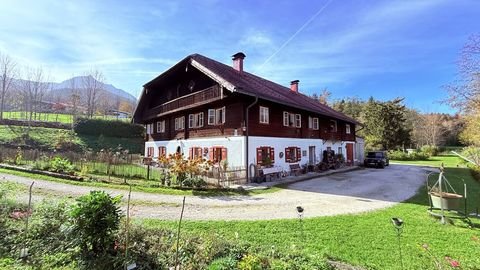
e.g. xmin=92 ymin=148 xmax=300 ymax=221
xmin=73 ymin=118 xmax=144 ymax=138
xmin=0 ymin=119 xmax=71 ymax=129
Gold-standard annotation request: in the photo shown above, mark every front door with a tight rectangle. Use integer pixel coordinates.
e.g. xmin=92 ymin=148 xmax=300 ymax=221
xmin=309 ymin=146 xmax=316 ymax=165
xmin=346 ymin=143 xmax=354 ymax=165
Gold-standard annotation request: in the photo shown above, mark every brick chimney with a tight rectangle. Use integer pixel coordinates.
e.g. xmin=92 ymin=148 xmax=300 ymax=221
xmin=232 ymin=52 xmax=246 ymax=73
xmin=290 ymin=80 xmax=299 ymax=93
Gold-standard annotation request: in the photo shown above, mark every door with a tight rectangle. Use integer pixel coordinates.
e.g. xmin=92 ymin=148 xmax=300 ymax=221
xmin=309 ymin=146 xmax=316 ymax=165
xmin=346 ymin=143 xmax=354 ymax=166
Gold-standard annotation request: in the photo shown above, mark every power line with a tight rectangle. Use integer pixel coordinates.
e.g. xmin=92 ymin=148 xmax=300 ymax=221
xmin=258 ymin=0 xmax=334 ymax=69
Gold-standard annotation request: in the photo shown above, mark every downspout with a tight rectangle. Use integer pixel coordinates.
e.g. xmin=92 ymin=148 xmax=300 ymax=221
xmin=245 ymin=95 xmax=258 ymax=183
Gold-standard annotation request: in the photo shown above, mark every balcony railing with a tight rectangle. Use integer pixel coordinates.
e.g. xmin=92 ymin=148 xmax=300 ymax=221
xmin=146 ymin=85 xmax=222 ymax=118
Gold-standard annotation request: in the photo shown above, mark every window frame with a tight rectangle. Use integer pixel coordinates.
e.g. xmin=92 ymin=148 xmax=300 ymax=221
xmin=156 ymin=120 xmax=165 ymax=133
xmin=174 ymin=116 xmax=185 ymax=131
xmin=329 ymin=120 xmax=337 ymax=132
xmin=285 ymin=146 xmax=301 ymax=163
xmin=188 ymin=112 xmax=204 ymax=129
xmin=283 ymin=112 xmax=301 ymax=128
xmin=295 ymin=114 xmax=301 ymax=128
xmin=259 ymin=106 xmax=269 ymax=124
xmin=345 ymin=124 xmax=351 ymax=134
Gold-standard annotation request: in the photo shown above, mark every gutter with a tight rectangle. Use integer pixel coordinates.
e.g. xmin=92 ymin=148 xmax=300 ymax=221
xmin=245 ymin=95 xmax=258 ymax=182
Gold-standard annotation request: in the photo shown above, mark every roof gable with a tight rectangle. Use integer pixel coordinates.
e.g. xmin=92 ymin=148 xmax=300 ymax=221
xmin=135 ymin=53 xmax=359 ymax=125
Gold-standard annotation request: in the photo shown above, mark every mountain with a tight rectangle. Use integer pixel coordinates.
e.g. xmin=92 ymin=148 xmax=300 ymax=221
xmin=52 ymin=76 xmax=137 ymax=103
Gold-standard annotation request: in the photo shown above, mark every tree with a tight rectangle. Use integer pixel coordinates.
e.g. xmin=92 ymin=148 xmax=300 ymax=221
xmin=20 ymin=66 xmax=50 ymax=125
xmin=69 ymin=75 xmax=81 ymax=124
xmin=0 ymin=52 xmax=17 ymax=120
xmin=83 ymin=70 xmax=105 ymax=118
xmin=445 ymin=34 xmax=480 ymax=147
xmin=445 ymin=34 xmax=480 ymax=113
xmin=362 ymin=98 xmax=411 ymax=150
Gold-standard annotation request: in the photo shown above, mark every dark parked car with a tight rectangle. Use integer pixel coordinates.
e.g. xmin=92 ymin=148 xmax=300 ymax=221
xmin=364 ymin=151 xmax=389 ymax=168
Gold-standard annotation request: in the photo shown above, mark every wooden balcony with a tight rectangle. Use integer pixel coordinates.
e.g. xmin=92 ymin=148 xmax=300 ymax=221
xmin=146 ymin=85 xmax=222 ymax=119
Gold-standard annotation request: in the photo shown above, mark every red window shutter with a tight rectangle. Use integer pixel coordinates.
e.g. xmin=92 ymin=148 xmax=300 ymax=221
xmin=209 ymin=147 xmax=214 ymax=161
xmin=221 ymin=147 xmax=227 ymax=161
xmin=296 ymin=148 xmax=301 ymax=162
xmin=285 ymin=148 xmax=290 ymax=163
xmin=257 ymin=148 xmax=263 ymax=165
xmin=189 ymin=148 xmax=193 ymax=159
xmin=270 ymin=147 xmax=275 ymax=162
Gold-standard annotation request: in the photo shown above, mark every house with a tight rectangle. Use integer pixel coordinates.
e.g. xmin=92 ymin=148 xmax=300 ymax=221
xmin=133 ymin=52 xmax=360 ymax=181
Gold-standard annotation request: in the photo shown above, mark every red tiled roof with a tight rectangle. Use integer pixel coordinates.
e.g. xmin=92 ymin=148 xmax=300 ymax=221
xmin=189 ymin=54 xmax=359 ymax=124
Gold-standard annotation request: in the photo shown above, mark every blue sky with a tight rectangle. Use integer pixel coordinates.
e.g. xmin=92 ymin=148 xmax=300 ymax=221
xmin=1 ymin=0 xmax=479 ymax=113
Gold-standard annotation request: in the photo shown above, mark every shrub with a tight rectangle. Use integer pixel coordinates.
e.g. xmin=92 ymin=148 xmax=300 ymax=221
xmin=208 ymin=256 xmax=239 ymax=270
xmin=182 ymin=177 xmax=207 ymax=188
xmin=69 ymin=191 xmax=122 ymax=265
xmin=388 ymin=150 xmax=429 ymax=161
xmin=420 ymin=145 xmax=439 ymax=157
xmin=50 ymin=156 xmax=75 ymax=175
xmin=74 ymin=118 xmax=144 ymax=138
xmin=461 ymin=146 xmax=480 ymax=166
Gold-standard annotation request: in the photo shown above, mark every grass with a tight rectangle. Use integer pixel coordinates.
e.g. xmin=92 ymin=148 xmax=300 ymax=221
xmin=0 ymin=167 xmax=281 ymax=197
xmin=0 ymin=125 xmax=143 ymax=153
xmin=138 ymin=156 xmax=480 ymax=269
xmin=3 ymin=111 xmax=131 ymax=124
xmin=390 ymin=154 xmax=465 ymax=168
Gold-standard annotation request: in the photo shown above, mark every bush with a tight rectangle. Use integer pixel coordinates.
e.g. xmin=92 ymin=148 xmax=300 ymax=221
xmin=182 ymin=177 xmax=207 ymax=188
xmin=50 ymin=156 xmax=75 ymax=174
xmin=69 ymin=191 xmax=122 ymax=265
xmin=74 ymin=118 xmax=144 ymax=138
xmin=420 ymin=145 xmax=439 ymax=157
xmin=388 ymin=150 xmax=429 ymax=161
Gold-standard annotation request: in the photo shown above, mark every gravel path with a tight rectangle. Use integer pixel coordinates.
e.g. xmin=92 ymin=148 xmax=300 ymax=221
xmin=0 ymin=164 xmax=429 ymax=220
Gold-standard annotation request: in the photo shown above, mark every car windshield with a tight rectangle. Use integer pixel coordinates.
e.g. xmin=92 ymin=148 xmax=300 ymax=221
xmin=367 ymin=152 xmax=384 ymax=158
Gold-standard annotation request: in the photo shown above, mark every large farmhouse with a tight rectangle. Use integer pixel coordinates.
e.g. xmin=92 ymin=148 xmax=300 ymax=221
xmin=133 ymin=53 xmax=360 ymax=180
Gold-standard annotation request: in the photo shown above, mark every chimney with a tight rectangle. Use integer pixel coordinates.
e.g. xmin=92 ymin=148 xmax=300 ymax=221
xmin=232 ymin=52 xmax=246 ymax=73
xmin=290 ymin=80 xmax=299 ymax=93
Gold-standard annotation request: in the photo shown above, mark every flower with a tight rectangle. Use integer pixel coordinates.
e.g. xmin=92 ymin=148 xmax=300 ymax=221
xmin=445 ymin=256 xmax=461 ymax=268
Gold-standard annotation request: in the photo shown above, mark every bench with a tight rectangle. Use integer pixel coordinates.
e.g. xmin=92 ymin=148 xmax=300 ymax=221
xmin=260 ymin=166 xmax=283 ymax=181
xmin=289 ymin=164 xmax=302 ymax=176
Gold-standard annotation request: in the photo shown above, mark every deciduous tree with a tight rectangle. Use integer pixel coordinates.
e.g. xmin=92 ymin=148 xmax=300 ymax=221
xmin=0 ymin=52 xmax=17 ymax=120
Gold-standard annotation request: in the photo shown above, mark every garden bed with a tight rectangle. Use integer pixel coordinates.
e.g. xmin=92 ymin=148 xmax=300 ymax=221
xmin=0 ymin=163 xmax=83 ymax=181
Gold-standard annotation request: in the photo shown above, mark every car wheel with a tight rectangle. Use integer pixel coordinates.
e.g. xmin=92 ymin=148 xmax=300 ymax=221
xmin=379 ymin=162 xmax=385 ymax=169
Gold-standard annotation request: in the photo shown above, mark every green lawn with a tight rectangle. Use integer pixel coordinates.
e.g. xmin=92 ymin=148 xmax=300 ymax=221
xmin=0 ymin=125 xmax=143 ymax=153
xmin=390 ymin=154 xmax=465 ymax=168
xmin=138 ymin=156 xmax=480 ymax=269
xmin=3 ymin=111 xmax=131 ymax=124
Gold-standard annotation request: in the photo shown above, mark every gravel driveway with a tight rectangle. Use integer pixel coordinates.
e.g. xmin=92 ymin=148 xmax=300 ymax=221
xmin=0 ymin=164 xmax=429 ymax=220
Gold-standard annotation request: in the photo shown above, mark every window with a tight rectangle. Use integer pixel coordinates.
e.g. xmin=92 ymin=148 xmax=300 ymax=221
xmin=283 ymin=112 xmax=301 ymax=127
xmin=308 ymin=117 xmax=319 ymax=130
xmin=158 ymin=146 xmax=166 ymax=157
xmin=208 ymin=109 xmax=215 ymax=125
xmin=285 ymin=147 xmax=301 ymax=163
xmin=146 ymin=123 xmax=154 ymax=135
xmin=259 ymin=106 xmax=269 ymax=124
xmin=208 ymin=107 xmax=226 ymax=125
xmin=295 ymin=114 xmax=301 ymax=128
xmin=209 ymin=147 xmax=227 ymax=163
xmin=329 ymin=120 xmax=337 ymax=132
xmin=157 ymin=120 xmax=165 ymax=133
xmin=188 ymin=112 xmax=204 ymax=128
xmin=345 ymin=124 xmax=351 ymax=134
xmin=189 ymin=147 xmax=203 ymax=159
xmin=338 ymin=147 xmax=343 ymax=155
xmin=146 ymin=147 xmax=154 ymax=157
xmin=256 ymin=146 xmax=275 ymax=165
xmin=174 ymin=116 xmax=185 ymax=130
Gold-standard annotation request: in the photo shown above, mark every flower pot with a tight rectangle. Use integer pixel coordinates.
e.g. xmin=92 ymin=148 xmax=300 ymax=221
xmin=429 ymin=192 xmax=462 ymax=210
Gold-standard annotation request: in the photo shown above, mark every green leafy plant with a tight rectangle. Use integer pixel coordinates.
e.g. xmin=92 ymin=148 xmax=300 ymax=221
xmin=421 ymin=145 xmax=440 ymax=157
xmin=50 ymin=156 xmax=75 ymax=175
xmin=69 ymin=191 xmax=122 ymax=265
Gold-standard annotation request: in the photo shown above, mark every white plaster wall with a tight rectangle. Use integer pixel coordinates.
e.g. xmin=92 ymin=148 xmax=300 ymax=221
xmin=145 ymin=136 xmax=353 ymax=173
xmin=145 ymin=137 xmax=245 ymax=168
xmin=248 ymin=136 xmax=349 ymax=173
